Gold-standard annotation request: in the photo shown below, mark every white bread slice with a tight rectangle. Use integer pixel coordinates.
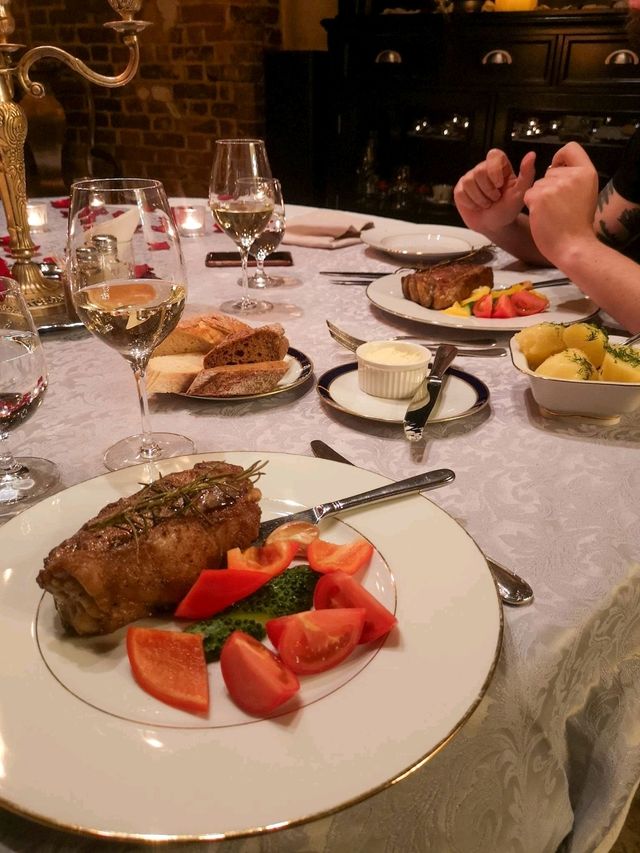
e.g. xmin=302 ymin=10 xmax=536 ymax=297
xmin=202 ymin=323 xmax=289 ymax=368
xmin=153 ymin=313 xmax=252 ymax=357
xmin=147 ymin=354 xmax=204 ymax=394
xmin=187 ymin=360 xmax=289 ymax=397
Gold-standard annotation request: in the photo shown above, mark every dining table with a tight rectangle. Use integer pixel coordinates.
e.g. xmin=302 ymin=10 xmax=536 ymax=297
xmin=1 ymin=197 xmax=639 ymax=853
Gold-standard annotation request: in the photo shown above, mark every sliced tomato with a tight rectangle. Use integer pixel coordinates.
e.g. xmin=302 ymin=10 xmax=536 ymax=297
xmin=510 ymin=290 xmax=549 ymax=316
xmin=265 ymin=520 xmax=320 ymax=555
xmin=226 ymin=540 xmax=297 ymax=576
xmin=306 ymin=538 xmax=374 ymax=576
xmin=174 ymin=568 xmax=270 ymax=620
xmin=270 ymin=608 xmax=365 ymax=674
xmin=127 ymin=627 xmax=209 ymax=715
xmin=265 ymin=613 xmax=297 ymax=649
xmin=220 ymin=631 xmax=300 ymax=716
xmin=313 ymin=571 xmax=397 ymax=644
xmin=472 ymin=293 xmax=493 ymax=319
xmin=491 ymin=293 xmax=517 ymax=318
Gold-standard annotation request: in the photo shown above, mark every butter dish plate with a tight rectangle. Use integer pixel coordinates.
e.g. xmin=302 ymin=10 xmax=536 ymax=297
xmin=317 ymin=363 xmax=489 ymax=423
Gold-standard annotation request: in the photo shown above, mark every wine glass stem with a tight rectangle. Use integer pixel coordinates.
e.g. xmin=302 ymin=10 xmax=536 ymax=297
xmin=253 ymin=252 xmax=268 ymax=288
xmin=132 ymin=363 xmax=159 ymax=459
xmin=0 ymin=430 xmax=21 ymax=480
xmin=239 ymin=245 xmax=252 ymax=308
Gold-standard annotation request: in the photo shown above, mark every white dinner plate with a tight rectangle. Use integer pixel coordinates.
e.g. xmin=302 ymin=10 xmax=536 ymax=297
xmin=361 ymin=223 xmax=492 ymax=262
xmin=317 ymin=364 xmax=489 ymax=424
xmin=0 ymin=451 xmax=501 ymax=842
xmin=367 ymin=271 xmax=598 ymax=331
xmin=177 ymin=347 xmax=313 ymax=401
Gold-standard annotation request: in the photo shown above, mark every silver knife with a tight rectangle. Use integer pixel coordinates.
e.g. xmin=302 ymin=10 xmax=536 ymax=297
xmin=403 ymin=344 xmax=458 ymax=442
xmin=255 ymin=468 xmax=455 ymax=544
xmin=310 ymin=440 xmax=534 ymax=607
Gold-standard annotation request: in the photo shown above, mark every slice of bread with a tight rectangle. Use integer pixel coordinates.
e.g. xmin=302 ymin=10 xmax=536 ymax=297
xmin=153 ymin=313 xmax=252 ymax=357
xmin=187 ymin=360 xmax=289 ymax=397
xmin=147 ymin=354 xmax=204 ymax=394
xmin=202 ymin=323 xmax=289 ymax=368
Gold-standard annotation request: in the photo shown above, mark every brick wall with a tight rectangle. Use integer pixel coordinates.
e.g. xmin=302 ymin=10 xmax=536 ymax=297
xmin=19 ymin=0 xmax=282 ymax=196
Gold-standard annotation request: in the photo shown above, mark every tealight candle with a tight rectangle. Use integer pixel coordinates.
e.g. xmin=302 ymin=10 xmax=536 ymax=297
xmin=173 ymin=205 xmax=206 ymax=237
xmin=27 ymin=202 xmax=48 ymax=232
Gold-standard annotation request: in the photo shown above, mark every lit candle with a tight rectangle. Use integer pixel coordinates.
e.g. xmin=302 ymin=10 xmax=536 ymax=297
xmin=173 ymin=205 xmax=205 ymax=237
xmin=26 ymin=202 xmax=48 ymax=232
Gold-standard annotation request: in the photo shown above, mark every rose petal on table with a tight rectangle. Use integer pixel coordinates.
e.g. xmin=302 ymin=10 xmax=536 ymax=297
xmin=134 ymin=263 xmax=157 ymax=279
xmin=151 ymin=222 xmax=167 ymax=232
xmin=0 ymin=257 xmax=14 ymax=277
xmin=50 ymin=197 xmax=70 ymax=209
xmin=148 ymin=241 xmax=170 ymax=251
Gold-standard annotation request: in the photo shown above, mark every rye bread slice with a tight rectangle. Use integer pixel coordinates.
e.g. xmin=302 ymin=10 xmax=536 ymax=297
xmin=187 ymin=360 xmax=289 ymax=397
xmin=202 ymin=324 xmax=289 ymax=368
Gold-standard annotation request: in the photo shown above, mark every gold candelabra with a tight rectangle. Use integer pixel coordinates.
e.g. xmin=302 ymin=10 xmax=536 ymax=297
xmin=0 ymin=0 xmax=150 ymax=327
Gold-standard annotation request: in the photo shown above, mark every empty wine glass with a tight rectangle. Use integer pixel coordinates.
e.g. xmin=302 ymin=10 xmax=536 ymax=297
xmin=209 ymin=139 xmax=275 ymax=314
xmin=243 ymin=178 xmax=297 ymax=289
xmin=67 ymin=177 xmax=195 ymax=471
xmin=0 ymin=278 xmax=59 ymax=513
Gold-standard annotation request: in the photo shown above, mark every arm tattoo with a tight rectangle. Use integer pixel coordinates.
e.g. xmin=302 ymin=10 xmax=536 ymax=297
xmin=597 ymin=180 xmax=614 ymax=213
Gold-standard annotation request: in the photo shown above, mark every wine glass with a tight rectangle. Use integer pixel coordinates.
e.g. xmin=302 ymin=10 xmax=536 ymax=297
xmin=209 ymin=139 xmax=275 ymax=314
xmin=0 ymin=278 xmax=59 ymax=513
xmin=67 ymin=177 xmax=195 ymax=472
xmin=244 ymin=178 xmax=297 ymax=289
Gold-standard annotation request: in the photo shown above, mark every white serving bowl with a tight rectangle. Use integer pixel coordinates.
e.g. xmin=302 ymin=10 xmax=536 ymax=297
xmin=356 ymin=340 xmax=431 ymax=399
xmin=509 ymin=334 xmax=640 ymax=419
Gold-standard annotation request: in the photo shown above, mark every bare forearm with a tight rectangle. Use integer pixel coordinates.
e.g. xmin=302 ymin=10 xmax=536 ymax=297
xmin=553 ymin=236 xmax=640 ymax=333
xmin=483 ymin=214 xmax=551 ymax=266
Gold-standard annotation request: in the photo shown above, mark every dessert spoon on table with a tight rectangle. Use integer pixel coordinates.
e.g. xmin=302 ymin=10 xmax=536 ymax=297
xmin=310 ymin=440 xmax=534 ymax=608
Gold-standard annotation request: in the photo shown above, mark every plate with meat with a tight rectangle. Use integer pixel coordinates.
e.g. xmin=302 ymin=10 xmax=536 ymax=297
xmin=367 ymin=268 xmax=598 ymax=331
xmin=0 ymin=452 xmax=502 ymax=842
xmin=361 ymin=222 xmax=492 ymax=261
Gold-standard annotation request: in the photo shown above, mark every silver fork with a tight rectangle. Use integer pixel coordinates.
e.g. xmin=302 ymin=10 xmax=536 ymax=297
xmin=326 ymin=320 xmax=506 ymax=358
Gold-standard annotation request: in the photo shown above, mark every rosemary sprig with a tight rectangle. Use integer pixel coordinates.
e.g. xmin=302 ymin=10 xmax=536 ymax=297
xmin=87 ymin=460 xmax=267 ymax=535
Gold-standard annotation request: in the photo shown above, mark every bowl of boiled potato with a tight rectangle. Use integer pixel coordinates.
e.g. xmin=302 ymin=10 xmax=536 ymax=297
xmin=509 ymin=322 xmax=640 ymax=419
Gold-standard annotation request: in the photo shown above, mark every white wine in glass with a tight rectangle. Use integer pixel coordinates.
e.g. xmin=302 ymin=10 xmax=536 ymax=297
xmin=245 ymin=178 xmax=297 ymax=289
xmin=68 ymin=178 xmax=195 ymax=471
xmin=0 ymin=278 xmax=59 ymax=514
xmin=209 ymin=139 xmax=275 ymax=314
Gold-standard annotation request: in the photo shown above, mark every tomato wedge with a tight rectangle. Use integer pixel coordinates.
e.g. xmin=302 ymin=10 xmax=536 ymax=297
xmin=226 ymin=540 xmax=297 ymax=576
xmin=472 ymin=293 xmax=493 ymax=319
xmin=127 ymin=627 xmax=209 ymax=714
xmin=265 ymin=520 xmax=320 ymax=555
xmin=268 ymin=608 xmax=366 ymax=674
xmin=306 ymin=538 xmax=374 ymax=576
xmin=492 ymin=293 xmax=517 ymax=318
xmin=174 ymin=568 xmax=270 ymax=620
xmin=510 ymin=290 xmax=549 ymax=316
xmin=313 ymin=571 xmax=397 ymax=644
xmin=220 ymin=631 xmax=300 ymax=716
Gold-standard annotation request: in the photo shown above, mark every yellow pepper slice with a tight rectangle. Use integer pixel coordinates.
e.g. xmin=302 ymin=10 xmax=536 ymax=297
xmin=442 ymin=301 xmax=472 ymax=316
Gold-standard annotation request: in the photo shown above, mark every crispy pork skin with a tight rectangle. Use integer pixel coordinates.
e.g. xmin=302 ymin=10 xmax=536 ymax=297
xmin=401 ymin=264 xmax=493 ymax=310
xmin=37 ymin=462 xmax=261 ymax=636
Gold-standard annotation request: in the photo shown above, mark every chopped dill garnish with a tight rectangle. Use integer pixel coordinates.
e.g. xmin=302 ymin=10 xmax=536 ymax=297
xmin=567 ymin=350 xmax=596 ymax=380
xmin=604 ymin=343 xmax=640 ymax=368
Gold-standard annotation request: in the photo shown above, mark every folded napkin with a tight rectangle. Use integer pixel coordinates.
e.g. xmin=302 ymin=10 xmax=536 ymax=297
xmin=85 ymin=206 xmax=140 ymax=246
xmin=282 ymin=211 xmax=374 ymax=249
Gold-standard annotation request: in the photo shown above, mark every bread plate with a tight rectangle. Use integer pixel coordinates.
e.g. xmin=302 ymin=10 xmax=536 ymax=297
xmin=361 ymin=223 xmax=491 ymax=262
xmin=177 ymin=347 xmax=313 ymax=401
xmin=366 ymin=271 xmax=598 ymax=332
xmin=510 ymin=334 xmax=640 ymax=421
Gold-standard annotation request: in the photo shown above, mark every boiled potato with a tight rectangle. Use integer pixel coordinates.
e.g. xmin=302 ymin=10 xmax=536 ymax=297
xmin=535 ymin=348 xmax=599 ymax=380
xmin=514 ymin=323 xmax=565 ymax=369
xmin=562 ymin=323 xmax=608 ymax=367
xmin=599 ymin=345 xmax=640 ymax=382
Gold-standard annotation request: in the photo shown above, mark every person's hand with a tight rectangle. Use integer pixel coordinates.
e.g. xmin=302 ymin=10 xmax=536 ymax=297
xmin=523 ymin=142 xmax=599 ymax=266
xmin=453 ymin=148 xmax=536 ymax=234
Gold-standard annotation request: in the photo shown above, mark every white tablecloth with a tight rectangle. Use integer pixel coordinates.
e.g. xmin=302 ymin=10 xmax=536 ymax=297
xmin=1 ymin=201 xmax=639 ymax=853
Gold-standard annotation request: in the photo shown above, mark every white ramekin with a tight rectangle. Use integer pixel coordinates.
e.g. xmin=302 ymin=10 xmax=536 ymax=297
xmin=356 ymin=340 xmax=431 ymax=399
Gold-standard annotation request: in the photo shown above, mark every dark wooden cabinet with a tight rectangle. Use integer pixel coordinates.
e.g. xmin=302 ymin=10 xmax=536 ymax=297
xmin=320 ymin=8 xmax=640 ymax=223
